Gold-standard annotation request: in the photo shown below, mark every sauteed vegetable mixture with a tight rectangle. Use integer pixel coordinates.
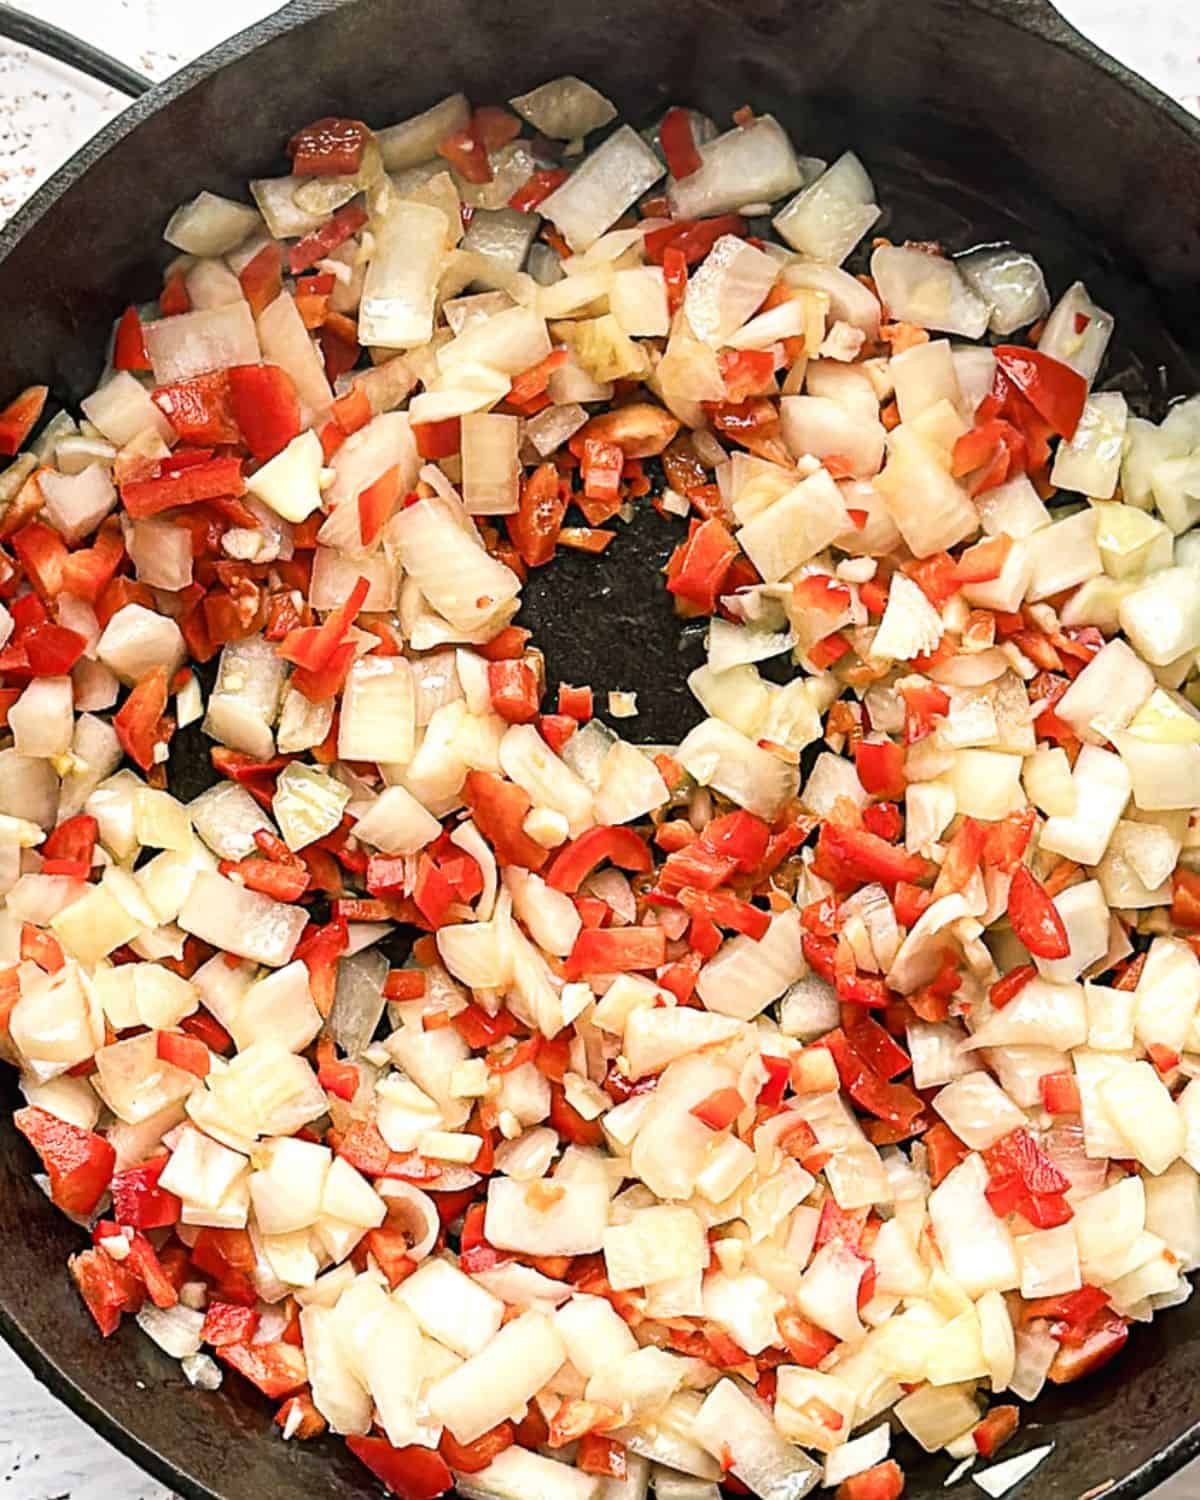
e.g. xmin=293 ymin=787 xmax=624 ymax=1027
xmin=1 ymin=76 xmax=1198 ymax=1500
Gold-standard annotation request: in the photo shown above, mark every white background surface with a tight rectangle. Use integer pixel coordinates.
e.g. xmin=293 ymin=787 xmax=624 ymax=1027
xmin=0 ymin=1 xmax=1198 ymax=1497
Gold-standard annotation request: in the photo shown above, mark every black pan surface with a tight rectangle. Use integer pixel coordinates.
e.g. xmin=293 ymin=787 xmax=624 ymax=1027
xmin=0 ymin=1 xmax=1198 ymax=1495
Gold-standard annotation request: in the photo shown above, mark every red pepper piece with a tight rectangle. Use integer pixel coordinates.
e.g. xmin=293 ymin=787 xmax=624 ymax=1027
xmin=288 ymin=116 xmax=370 ymax=176
xmin=110 ymin=1154 xmax=182 ymax=1229
xmin=546 ymin=825 xmax=652 ymax=893
xmin=1008 ymin=864 xmax=1070 ymax=960
xmin=0 ymin=384 xmax=48 ymax=455
xmin=14 ymin=1106 xmax=116 ymax=1216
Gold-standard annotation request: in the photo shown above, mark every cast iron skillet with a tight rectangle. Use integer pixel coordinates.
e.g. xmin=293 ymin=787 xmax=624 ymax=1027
xmin=0 ymin=0 xmax=1198 ymax=1495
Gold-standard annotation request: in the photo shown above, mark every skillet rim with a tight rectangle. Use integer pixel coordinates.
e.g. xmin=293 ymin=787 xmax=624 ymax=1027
xmin=0 ymin=1 xmax=1198 ymax=1496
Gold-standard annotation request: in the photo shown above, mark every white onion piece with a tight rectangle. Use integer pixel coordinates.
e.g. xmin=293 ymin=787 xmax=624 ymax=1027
xmin=773 ymin=152 xmax=879 ymax=266
xmin=1038 ymin=279 xmax=1113 ymax=383
xmin=165 ymin=191 xmax=261 ymax=255
xmin=392 ymin=495 xmax=521 ymax=634
xmin=461 ymin=411 xmax=520 ymax=514
xmin=675 ymin=718 xmax=798 ymax=820
xmin=668 ymin=116 xmax=803 ymax=220
xmin=257 ymin=292 xmax=333 ymax=417
xmin=870 ymin=245 xmax=989 ymax=338
xmin=957 ymin=245 xmax=1050 ymax=335
xmin=82 ymin=372 xmax=175 ymax=447
xmin=144 ymin=302 xmax=260 ymax=384
xmin=692 ymin=1379 xmax=820 ymax=1500
xmin=509 ymin=76 xmax=616 ymax=139
xmin=538 ymin=127 xmax=664 ymax=251
xmin=696 ymin=911 xmax=805 ymax=1021
xmin=377 ymin=93 xmax=470 ymax=170
xmin=40 ymin=464 xmax=116 ymax=544
xmin=1050 ymin=392 xmax=1127 ymax=498
xmin=684 ymin=235 xmax=780 ymax=349
xmin=178 ymin=871 xmax=307 ymax=967
xmin=783 ymin=261 xmax=880 ymax=336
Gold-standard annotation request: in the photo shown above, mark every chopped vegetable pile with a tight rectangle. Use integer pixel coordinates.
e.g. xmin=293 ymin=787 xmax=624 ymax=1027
xmin=1 ymin=73 xmax=1199 ymax=1500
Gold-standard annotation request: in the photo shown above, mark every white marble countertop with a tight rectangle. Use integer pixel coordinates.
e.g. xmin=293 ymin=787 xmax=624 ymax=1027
xmin=0 ymin=1 xmax=1198 ymax=1497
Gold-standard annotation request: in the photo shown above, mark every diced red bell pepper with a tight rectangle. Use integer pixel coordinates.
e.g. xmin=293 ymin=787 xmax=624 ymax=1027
xmin=152 ymin=371 xmax=240 ymax=446
xmin=113 ymin=306 xmax=151 ymax=371
xmin=60 ymin=519 xmax=124 ymax=605
xmin=994 ymin=345 xmax=1088 ymax=440
xmin=346 ymin=1436 xmax=453 ymax=1500
xmin=676 ymin=886 xmax=770 ymax=940
xmin=226 ymin=363 xmax=302 ymax=463
xmin=1008 ymin=864 xmax=1070 ymax=960
xmin=93 ymin=1224 xmax=178 ymax=1308
xmin=461 ymin=770 xmax=548 ymax=870
xmin=413 ymin=854 xmax=456 ymax=928
xmin=778 ymin=1310 xmax=839 ymax=1367
xmin=40 ymin=813 xmax=98 ymax=877
xmin=0 ymin=384 xmax=47 ymax=455
xmin=548 ymin=1081 xmax=605 ymax=1146
xmin=358 ymin=463 xmax=403 ymax=546
xmin=577 ymin=1436 xmax=628 ymax=1480
xmin=565 ymin=925 xmax=667 ymax=979
xmin=361 ymin=1227 xmax=419 ymax=1289
xmin=438 ymin=123 xmax=492 ymax=184
xmin=69 ymin=1247 xmax=144 ymax=1336
xmin=438 ymin=1423 xmax=516 ymax=1475
xmin=546 ymin=825 xmax=652 ymax=892
xmin=813 ymin=821 xmax=931 ymax=891
xmin=853 ymin=739 xmax=907 ymax=800
xmin=294 ymin=915 xmax=349 ymax=1017
xmin=1039 ymin=1069 xmax=1082 ymax=1115
xmin=20 ymin=924 xmax=63 ymax=973
xmin=289 ymin=115 xmax=370 ymax=175
xmin=538 ymin=713 xmax=577 ymax=753
xmin=823 ymin=1029 xmax=924 ymax=1128
xmin=657 ymin=841 xmax=737 ymax=894
xmin=278 ymin=573 xmax=369 ymax=671
xmin=156 ymin=1029 xmax=213 ymax=1077
xmin=689 ymin=1087 xmax=745 ymax=1130
xmin=1172 ymin=869 xmax=1200 ymax=930
xmin=989 ymin=962 xmax=1037 ymax=1009
xmin=121 ymin=455 xmax=245 ymax=518
xmin=509 ymin=168 xmax=569 ymax=212
xmin=663 ymin=245 xmax=688 ymax=314
xmin=659 ymin=105 xmax=702 ymax=179
xmin=982 ymin=808 xmax=1036 ymax=873
xmin=14 ymin=1106 xmax=116 ymax=1216
xmin=933 ymin=816 xmax=987 ymax=898
xmin=238 ymin=242 xmax=284 ymax=316
xmin=201 ymin=1300 xmax=261 ymax=1348
xmin=413 ymin=416 xmax=462 ymax=459
xmin=487 ymin=657 xmax=541 ymax=724
xmin=835 ymin=1461 xmax=905 ymax=1500
xmin=666 ymin=516 xmax=738 ymax=613
xmin=1046 ymin=1310 xmax=1129 ymax=1384
xmin=191 ymin=1227 xmax=258 ymax=1305
xmin=899 ymin=679 xmax=950 ymax=743
xmin=507 ymin=460 xmax=567 ymax=567
xmin=923 ymin=1121 xmax=969 ymax=1186
xmin=114 ymin=665 xmax=170 ymax=772
xmin=557 ymin=682 xmax=593 ymax=722
xmin=288 ymin=200 xmax=369 ymax=275
xmin=581 ymin=436 xmax=624 ymax=504
xmin=218 ymin=1340 xmax=310 ymax=1398
xmin=316 ymin=1037 xmax=360 ymax=1102
xmin=110 ymin=1154 xmax=182 ymax=1229
xmin=24 ymin=621 xmax=87 ymax=676
xmin=506 ymin=350 xmax=568 ymax=413
xmin=11 ymin=519 xmax=67 ymax=600
xmin=644 ymin=214 xmax=747 ymax=266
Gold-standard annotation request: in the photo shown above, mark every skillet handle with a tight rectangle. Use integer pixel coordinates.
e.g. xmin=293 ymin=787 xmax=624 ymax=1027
xmin=0 ymin=3 xmax=151 ymax=98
